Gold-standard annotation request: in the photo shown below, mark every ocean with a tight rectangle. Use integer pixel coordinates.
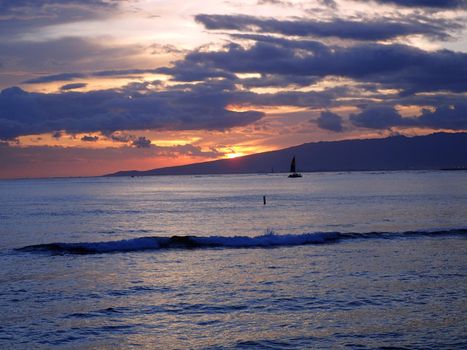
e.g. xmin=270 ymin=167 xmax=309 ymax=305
xmin=0 ymin=171 xmax=466 ymax=349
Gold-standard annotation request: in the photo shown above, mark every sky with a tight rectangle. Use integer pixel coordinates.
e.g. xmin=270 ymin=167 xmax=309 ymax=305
xmin=0 ymin=0 xmax=466 ymax=178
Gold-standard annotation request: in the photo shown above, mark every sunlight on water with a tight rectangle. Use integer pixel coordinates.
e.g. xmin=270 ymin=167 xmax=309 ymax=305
xmin=0 ymin=171 xmax=466 ymax=349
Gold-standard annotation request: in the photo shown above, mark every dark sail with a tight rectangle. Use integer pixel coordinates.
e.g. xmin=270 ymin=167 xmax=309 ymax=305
xmin=290 ymin=156 xmax=296 ymax=173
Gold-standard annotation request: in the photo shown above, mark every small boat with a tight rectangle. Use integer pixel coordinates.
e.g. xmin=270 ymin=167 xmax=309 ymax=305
xmin=288 ymin=156 xmax=302 ymax=178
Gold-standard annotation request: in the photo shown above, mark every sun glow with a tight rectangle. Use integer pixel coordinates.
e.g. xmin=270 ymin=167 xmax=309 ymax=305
xmin=226 ymin=152 xmax=244 ymax=159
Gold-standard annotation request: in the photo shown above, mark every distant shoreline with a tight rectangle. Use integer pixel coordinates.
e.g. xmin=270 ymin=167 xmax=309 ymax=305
xmin=1 ymin=168 xmax=467 ymax=181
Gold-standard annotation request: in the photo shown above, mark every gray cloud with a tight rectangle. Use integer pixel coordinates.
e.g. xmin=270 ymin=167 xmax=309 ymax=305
xmin=175 ymin=37 xmax=467 ymax=94
xmin=350 ymin=105 xmax=408 ymax=129
xmin=152 ymin=144 xmax=224 ymax=158
xmin=350 ymin=102 xmax=467 ymax=130
xmin=25 ymin=73 xmax=87 ymax=84
xmin=1 ymin=37 xmax=145 ymax=88
xmin=109 ymin=132 xmax=134 ymax=143
xmin=364 ymin=0 xmax=466 ymax=9
xmin=23 ymin=68 xmax=164 ymax=84
xmin=414 ymin=103 xmax=467 ymax=130
xmin=195 ymin=14 xmax=458 ymax=41
xmin=0 ymin=84 xmax=264 ymax=140
xmin=81 ymin=135 xmax=99 ymax=142
xmin=1 ymin=3 xmax=465 ymax=141
xmin=237 ymin=74 xmax=317 ymax=88
xmin=0 ymin=0 xmax=120 ymax=13
xmin=60 ymin=83 xmax=87 ymax=91
xmin=0 ymin=0 xmax=125 ymax=43
xmin=131 ymin=136 xmax=152 ymax=148
xmin=316 ymin=111 xmax=344 ymax=132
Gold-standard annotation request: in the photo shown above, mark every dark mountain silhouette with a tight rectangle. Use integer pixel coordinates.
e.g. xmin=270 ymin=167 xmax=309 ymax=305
xmin=107 ymin=132 xmax=467 ymax=176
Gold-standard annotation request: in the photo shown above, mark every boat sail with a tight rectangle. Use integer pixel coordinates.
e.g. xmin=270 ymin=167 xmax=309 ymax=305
xmin=288 ymin=156 xmax=302 ymax=178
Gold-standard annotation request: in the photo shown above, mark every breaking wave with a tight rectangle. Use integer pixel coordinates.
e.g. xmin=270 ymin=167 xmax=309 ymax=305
xmin=16 ymin=229 xmax=467 ymax=255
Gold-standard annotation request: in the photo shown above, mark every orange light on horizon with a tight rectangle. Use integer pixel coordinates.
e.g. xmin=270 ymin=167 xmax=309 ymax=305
xmin=226 ymin=152 xmax=244 ymax=159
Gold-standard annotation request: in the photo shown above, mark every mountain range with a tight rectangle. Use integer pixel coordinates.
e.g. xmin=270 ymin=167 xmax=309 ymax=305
xmin=107 ymin=132 xmax=467 ymax=176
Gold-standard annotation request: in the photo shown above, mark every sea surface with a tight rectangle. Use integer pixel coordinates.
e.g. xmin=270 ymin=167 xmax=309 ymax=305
xmin=0 ymin=171 xmax=466 ymax=349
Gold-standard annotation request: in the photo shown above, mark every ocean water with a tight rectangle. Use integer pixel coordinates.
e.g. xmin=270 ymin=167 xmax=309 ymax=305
xmin=0 ymin=171 xmax=466 ymax=349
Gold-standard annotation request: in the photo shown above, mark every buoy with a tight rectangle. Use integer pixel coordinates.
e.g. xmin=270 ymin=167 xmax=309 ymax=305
xmin=263 ymin=195 xmax=266 ymax=205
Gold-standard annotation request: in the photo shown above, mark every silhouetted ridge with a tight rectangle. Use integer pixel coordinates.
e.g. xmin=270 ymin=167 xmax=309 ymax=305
xmin=107 ymin=132 xmax=467 ymax=176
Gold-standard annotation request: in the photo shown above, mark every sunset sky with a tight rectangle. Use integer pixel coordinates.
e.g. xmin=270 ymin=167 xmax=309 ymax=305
xmin=1 ymin=0 xmax=466 ymax=178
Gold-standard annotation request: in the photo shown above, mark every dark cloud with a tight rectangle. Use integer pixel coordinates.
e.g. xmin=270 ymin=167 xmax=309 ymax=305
xmin=60 ymin=83 xmax=87 ymax=91
xmin=258 ymin=0 xmax=338 ymax=8
xmin=131 ymin=136 xmax=152 ymax=148
xmin=364 ymin=0 xmax=467 ymax=9
xmin=0 ymin=0 xmax=120 ymax=13
xmin=23 ymin=68 xmax=163 ymax=84
xmin=237 ymin=74 xmax=317 ymax=88
xmin=52 ymin=131 xmax=62 ymax=139
xmin=156 ymin=64 xmax=236 ymax=82
xmin=195 ymin=14 xmax=457 ymax=41
xmin=350 ymin=105 xmax=408 ymax=129
xmin=1 ymin=2 xmax=464 ymax=143
xmin=81 ymin=135 xmax=99 ymax=142
xmin=316 ymin=111 xmax=344 ymax=132
xmin=319 ymin=0 xmax=338 ymax=8
xmin=0 ymin=0 xmax=124 ymax=42
xmin=257 ymin=0 xmax=288 ymax=5
xmin=175 ymin=38 xmax=467 ymax=94
xmin=233 ymin=88 xmax=341 ymax=108
xmin=350 ymin=102 xmax=467 ymax=130
xmin=415 ymin=103 xmax=467 ymax=130
xmin=109 ymin=132 xmax=134 ymax=143
xmin=148 ymin=43 xmax=187 ymax=55
xmin=0 ymin=84 xmax=264 ymax=140
xmin=1 ymin=37 xmax=144 ymax=87
xmin=24 ymin=73 xmax=86 ymax=84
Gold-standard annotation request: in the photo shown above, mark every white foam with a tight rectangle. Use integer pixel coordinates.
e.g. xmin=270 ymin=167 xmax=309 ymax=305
xmin=193 ymin=232 xmax=340 ymax=247
xmin=17 ymin=228 xmax=467 ymax=254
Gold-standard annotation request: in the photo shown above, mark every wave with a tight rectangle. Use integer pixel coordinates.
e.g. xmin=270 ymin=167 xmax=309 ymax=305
xmin=16 ymin=229 xmax=467 ymax=255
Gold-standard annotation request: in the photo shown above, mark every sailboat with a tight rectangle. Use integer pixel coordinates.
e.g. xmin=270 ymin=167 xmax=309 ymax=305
xmin=288 ymin=156 xmax=302 ymax=178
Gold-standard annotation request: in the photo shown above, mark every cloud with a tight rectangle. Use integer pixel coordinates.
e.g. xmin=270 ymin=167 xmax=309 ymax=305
xmin=105 ymin=133 xmax=224 ymax=158
xmin=131 ymin=136 xmax=152 ymax=148
xmin=316 ymin=111 xmax=344 ymax=132
xmin=0 ymin=0 xmax=120 ymax=14
xmin=25 ymin=73 xmax=87 ymax=84
xmin=156 ymin=64 xmax=236 ymax=82
xmin=364 ymin=0 xmax=467 ymax=9
xmin=0 ymin=84 xmax=264 ymax=140
xmin=415 ymin=103 xmax=467 ymax=130
xmin=0 ymin=0 xmax=125 ymax=42
xmin=1 ymin=37 xmax=145 ymax=87
xmin=109 ymin=132 xmax=134 ymax=143
xmin=195 ymin=14 xmax=457 ymax=41
xmin=350 ymin=102 xmax=467 ymax=130
xmin=81 ymin=135 xmax=99 ymax=142
xmin=2 ymin=3 xmax=465 ymax=143
xmin=0 ymin=0 xmax=121 ymax=25
xmin=350 ymin=105 xmax=408 ymax=129
xmin=152 ymin=144 xmax=224 ymax=158
xmin=61 ymin=83 xmax=87 ymax=91
xmin=174 ymin=37 xmax=467 ymax=94
xmin=233 ymin=88 xmax=340 ymax=108
xmin=23 ymin=68 xmax=164 ymax=84
xmin=257 ymin=0 xmax=289 ymax=5
xmin=237 ymin=74 xmax=318 ymax=88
